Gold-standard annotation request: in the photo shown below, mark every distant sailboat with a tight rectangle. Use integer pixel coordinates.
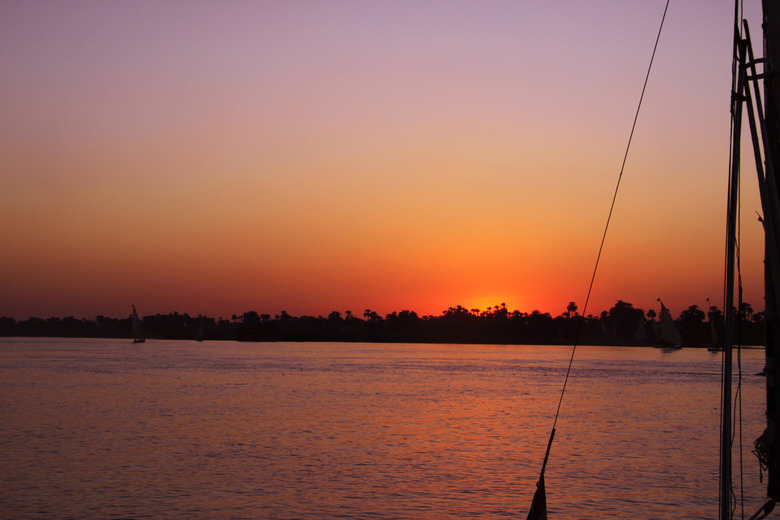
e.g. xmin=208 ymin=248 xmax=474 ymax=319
xmin=131 ymin=305 xmax=145 ymax=343
xmin=196 ymin=321 xmax=204 ymax=342
xmin=656 ymin=299 xmax=683 ymax=348
xmin=634 ymin=315 xmax=647 ymax=342
xmin=706 ymin=298 xmax=721 ymax=352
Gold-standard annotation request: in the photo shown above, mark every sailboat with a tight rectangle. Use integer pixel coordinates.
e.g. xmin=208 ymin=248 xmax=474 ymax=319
xmin=131 ymin=304 xmax=145 ymax=343
xmin=634 ymin=314 xmax=648 ymax=342
xmin=706 ymin=297 xmax=722 ymax=352
xmin=655 ymin=298 xmax=683 ymax=349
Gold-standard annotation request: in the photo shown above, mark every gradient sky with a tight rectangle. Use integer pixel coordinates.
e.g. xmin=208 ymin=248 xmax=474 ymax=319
xmin=0 ymin=1 xmax=767 ymax=321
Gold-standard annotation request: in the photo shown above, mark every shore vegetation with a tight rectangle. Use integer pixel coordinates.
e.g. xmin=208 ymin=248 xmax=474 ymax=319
xmin=0 ymin=301 xmax=764 ymax=346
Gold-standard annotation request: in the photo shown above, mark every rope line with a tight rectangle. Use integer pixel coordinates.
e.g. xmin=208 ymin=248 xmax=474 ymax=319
xmin=721 ymin=2 xmax=744 ymax=517
xmin=548 ymin=0 xmax=671 ymax=432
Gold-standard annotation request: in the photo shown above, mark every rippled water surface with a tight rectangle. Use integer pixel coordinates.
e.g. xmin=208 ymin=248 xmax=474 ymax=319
xmin=0 ymin=339 xmax=770 ymax=519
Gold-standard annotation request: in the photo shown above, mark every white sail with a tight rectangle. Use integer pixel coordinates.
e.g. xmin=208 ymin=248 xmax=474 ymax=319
xmin=634 ymin=316 xmax=647 ymax=341
xmin=131 ymin=305 xmax=145 ymax=343
xmin=657 ymin=299 xmax=682 ymax=346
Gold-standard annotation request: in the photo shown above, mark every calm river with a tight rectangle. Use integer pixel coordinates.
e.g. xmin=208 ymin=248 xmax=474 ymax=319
xmin=0 ymin=338 xmax=770 ymax=519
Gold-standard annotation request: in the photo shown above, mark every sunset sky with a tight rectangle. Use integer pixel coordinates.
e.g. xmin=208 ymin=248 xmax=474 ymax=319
xmin=0 ymin=1 xmax=768 ymax=321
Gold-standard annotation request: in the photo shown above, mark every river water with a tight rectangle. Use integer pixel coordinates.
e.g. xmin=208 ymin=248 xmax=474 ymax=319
xmin=0 ymin=338 xmax=771 ymax=519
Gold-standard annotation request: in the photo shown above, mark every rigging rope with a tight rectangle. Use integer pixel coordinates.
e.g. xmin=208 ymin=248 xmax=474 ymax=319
xmin=722 ymin=1 xmax=744 ymax=517
xmin=526 ymin=6 xmax=672 ymax=516
xmin=548 ymin=0 xmax=671 ymax=432
xmin=525 ymin=5 xmax=672 ymax=518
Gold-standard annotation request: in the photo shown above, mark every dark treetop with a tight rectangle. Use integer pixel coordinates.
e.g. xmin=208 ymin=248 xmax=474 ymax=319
xmin=0 ymin=300 xmax=764 ymax=346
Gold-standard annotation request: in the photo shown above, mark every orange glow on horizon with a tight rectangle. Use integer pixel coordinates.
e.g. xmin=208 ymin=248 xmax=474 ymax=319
xmin=0 ymin=1 xmax=768 ymax=322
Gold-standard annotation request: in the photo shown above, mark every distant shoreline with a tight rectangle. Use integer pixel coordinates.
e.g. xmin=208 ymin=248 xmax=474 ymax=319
xmin=0 ymin=336 xmax=765 ymax=350
xmin=0 ymin=300 xmax=764 ymax=348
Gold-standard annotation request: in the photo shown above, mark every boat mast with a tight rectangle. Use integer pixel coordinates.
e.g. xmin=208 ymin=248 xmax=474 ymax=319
xmin=760 ymin=0 xmax=780 ymax=502
xmin=722 ymin=30 xmax=743 ymax=517
xmin=729 ymin=3 xmax=780 ymax=512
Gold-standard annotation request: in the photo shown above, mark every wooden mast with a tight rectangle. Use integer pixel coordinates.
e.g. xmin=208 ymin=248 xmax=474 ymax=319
xmin=732 ymin=2 xmax=780 ymax=508
xmin=761 ymin=0 xmax=780 ymax=502
xmin=722 ymin=32 xmax=743 ymax=518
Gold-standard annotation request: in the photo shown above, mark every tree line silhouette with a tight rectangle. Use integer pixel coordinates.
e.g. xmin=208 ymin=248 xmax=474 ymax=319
xmin=0 ymin=300 xmax=766 ymax=346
